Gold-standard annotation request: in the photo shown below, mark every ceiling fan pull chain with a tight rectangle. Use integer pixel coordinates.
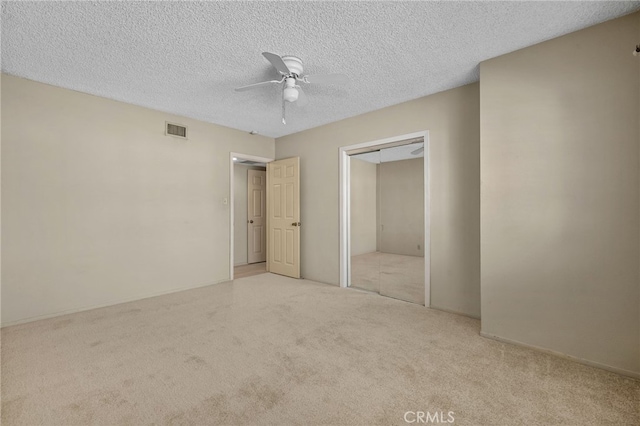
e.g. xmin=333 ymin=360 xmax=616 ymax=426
xmin=281 ymin=95 xmax=286 ymax=125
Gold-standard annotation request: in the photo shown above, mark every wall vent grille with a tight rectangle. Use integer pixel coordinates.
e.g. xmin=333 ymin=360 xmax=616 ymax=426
xmin=166 ymin=122 xmax=187 ymax=139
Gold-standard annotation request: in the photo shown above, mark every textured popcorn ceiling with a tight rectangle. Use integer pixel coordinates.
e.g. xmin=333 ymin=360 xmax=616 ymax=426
xmin=2 ymin=1 xmax=639 ymax=138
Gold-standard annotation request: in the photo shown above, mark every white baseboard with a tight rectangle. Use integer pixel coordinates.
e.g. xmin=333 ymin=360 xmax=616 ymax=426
xmin=1 ymin=277 xmax=231 ymax=328
xmin=480 ymin=331 xmax=640 ymax=381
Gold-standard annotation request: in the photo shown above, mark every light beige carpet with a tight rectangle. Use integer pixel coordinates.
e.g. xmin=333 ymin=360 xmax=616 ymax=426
xmin=2 ymin=273 xmax=638 ymax=425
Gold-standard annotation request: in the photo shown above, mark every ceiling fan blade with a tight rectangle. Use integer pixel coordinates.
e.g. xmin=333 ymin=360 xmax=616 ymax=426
xmin=295 ymin=86 xmax=308 ymax=107
xmin=304 ymin=73 xmax=348 ymax=85
xmin=234 ymin=79 xmax=282 ymax=92
xmin=411 ymin=146 xmax=424 ymax=155
xmin=263 ymin=52 xmax=291 ymax=75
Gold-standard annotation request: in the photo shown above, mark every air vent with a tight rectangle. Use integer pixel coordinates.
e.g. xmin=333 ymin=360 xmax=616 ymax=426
xmin=166 ymin=122 xmax=187 ymax=139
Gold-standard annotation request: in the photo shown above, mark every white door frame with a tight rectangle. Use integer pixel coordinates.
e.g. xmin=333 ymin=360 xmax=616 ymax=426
xmin=229 ymin=152 xmax=274 ymax=280
xmin=338 ymin=131 xmax=431 ymax=307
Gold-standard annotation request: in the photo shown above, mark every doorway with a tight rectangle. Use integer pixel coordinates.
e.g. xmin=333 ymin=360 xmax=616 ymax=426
xmin=246 ymin=168 xmax=267 ymax=265
xmin=229 ymin=152 xmax=273 ymax=280
xmin=339 ymin=131 xmax=430 ymax=306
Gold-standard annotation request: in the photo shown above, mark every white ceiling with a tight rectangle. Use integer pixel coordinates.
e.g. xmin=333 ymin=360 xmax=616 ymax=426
xmin=2 ymin=1 xmax=639 ymax=138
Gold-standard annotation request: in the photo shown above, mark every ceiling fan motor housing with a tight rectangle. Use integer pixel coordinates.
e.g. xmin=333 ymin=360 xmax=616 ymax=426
xmin=281 ymin=56 xmax=304 ymax=76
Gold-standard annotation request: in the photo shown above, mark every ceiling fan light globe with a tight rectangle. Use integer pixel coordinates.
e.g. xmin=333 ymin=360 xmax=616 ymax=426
xmin=283 ymin=87 xmax=299 ymax=103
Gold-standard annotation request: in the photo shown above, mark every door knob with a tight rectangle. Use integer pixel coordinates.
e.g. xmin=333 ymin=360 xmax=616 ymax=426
xmin=291 ymin=222 xmax=297 ymax=226
xmin=248 ymin=220 xmax=254 ymax=223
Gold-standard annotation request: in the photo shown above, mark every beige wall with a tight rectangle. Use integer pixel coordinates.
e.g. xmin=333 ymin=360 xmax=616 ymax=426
xmin=1 ymin=74 xmax=275 ymax=326
xmin=276 ymin=83 xmax=481 ymax=318
xmin=378 ymin=158 xmax=424 ymax=257
xmin=480 ymin=12 xmax=640 ymax=375
xmin=233 ymin=164 xmax=266 ymax=265
xmin=349 ymin=157 xmax=377 ymax=256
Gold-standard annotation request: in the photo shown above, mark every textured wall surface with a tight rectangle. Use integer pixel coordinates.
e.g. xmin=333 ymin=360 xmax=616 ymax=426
xmin=276 ymin=83 xmax=481 ymax=318
xmin=1 ymin=75 xmax=274 ymax=325
xmin=480 ymin=12 xmax=640 ymax=376
xmin=2 ymin=2 xmax=638 ymax=138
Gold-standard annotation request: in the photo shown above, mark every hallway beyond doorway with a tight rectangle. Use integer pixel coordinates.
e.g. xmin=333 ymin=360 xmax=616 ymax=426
xmin=234 ymin=262 xmax=267 ymax=279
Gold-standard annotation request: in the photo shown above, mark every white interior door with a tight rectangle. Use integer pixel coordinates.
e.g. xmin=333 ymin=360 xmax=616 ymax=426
xmin=247 ymin=169 xmax=266 ymax=264
xmin=267 ymin=157 xmax=300 ymax=278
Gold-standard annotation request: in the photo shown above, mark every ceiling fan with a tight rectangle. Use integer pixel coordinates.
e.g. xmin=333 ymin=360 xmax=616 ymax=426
xmin=235 ymin=52 xmax=348 ymax=124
